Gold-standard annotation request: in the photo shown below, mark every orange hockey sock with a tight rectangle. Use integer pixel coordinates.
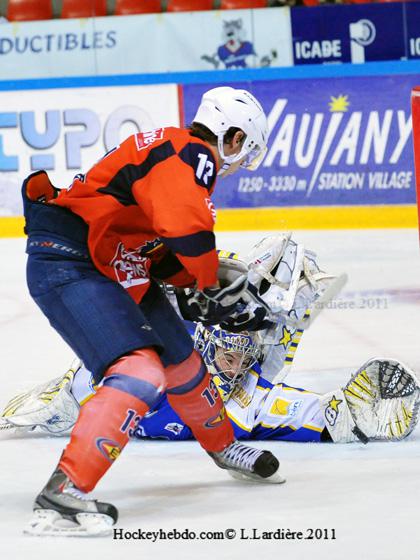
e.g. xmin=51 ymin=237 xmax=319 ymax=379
xmin=59 ymin=348 xmax=165 ymax=492
xmin=166 ymin=350 xmax=234 ymax=453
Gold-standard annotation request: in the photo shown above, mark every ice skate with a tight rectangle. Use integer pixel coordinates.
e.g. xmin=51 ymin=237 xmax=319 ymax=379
xmin=24 ymin=468 xmax=118 ymax=537
xmin=0 ymin=360 xmax=81 ymax=437
xmin=209 ymin=440 xmax=285 ymax=484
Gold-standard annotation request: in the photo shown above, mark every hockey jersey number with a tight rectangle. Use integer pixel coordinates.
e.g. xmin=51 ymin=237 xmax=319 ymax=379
xmin=196 ymin=153 xmax=215 ymax=186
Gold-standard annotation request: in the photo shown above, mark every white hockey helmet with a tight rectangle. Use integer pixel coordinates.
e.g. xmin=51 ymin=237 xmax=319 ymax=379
xmin=192 ymin=86 xmax=269 ymax=171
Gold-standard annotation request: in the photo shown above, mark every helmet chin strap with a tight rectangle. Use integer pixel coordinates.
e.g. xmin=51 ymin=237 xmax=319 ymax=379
xmin=217 ymin=133 xmax=248 ymax=168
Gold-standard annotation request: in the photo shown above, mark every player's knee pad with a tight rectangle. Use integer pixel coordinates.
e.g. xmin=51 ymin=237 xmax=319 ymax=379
xmin=103 ymin=348 xmax=166 ymax=408
xmin=165 ymin=350 xmax=205 ymax=394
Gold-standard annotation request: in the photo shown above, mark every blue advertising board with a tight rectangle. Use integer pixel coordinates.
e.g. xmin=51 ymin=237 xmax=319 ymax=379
xmin=291 ymin=3 xmax=406 ymax=65
xmin=183 ymin=74 xmax=417 ymax=209
xmin=405 ymin=1 xmax=420 ymax=59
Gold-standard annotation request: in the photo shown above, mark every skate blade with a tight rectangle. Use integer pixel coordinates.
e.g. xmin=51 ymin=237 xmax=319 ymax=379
xmin=23 ymin=509 xmax=114 ymax=537
xmin=228 ymin=470 xmax=286 ymax=484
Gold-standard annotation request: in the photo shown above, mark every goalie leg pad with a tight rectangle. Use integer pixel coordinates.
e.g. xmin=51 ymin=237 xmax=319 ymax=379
xmin=60 ymin=348 xmax=165 ymax=492
xmin=1 ymin=360 xmax=80 ymax=436
xmin=166 ymin=350 xmax=234 ymax=453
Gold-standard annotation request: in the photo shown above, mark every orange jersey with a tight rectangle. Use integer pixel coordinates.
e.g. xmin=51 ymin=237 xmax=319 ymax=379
xmin=53 ymin=127 xmax=220 ymax=303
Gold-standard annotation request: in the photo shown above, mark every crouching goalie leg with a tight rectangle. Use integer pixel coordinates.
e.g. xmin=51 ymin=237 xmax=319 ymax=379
xmin=321 ymin=358 xmax=420 ymax=443
xmin=165 ymin=350 xmax=284 ymax=484
xmin=25 ymin=348 xmax=166 ymax=537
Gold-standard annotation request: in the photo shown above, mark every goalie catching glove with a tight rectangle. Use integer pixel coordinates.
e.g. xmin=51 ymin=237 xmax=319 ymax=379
xmin=321 ymin=358 xmax=420 ymax=443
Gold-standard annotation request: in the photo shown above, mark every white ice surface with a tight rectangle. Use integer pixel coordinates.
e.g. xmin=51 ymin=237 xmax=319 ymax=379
xmin=1 ymin=230 xmax=420 ymax=559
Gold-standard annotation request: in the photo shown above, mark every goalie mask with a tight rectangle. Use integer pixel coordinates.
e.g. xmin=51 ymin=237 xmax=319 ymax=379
xmin=194 ymin=324 xmax=260 ymax=401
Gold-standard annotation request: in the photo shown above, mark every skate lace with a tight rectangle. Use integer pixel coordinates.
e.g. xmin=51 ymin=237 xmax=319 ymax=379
xmin=220 ymin=441 xmax=263 ymax=471
xmin=63 ymin=485 xmax=90 ymax=501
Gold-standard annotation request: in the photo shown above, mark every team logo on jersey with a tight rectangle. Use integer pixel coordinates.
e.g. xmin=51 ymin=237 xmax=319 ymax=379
xmin=96 ymin=438 xmax=121 ymax=462
xmin=110 ymin=243 xmax=151 ymax=289
xmin=325 ymin=395 xmax=343 ymax=426
xmin=135 ymin=128 xmax=164 ymax=151
xmin=164 ymin=422 xmax=184 ymax=436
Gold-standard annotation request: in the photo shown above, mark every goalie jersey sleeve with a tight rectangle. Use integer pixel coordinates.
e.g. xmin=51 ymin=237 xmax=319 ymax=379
xmin=52 ymin=127 xmax=219 ymax=302
xmin=131 ymin=364 xmax=326 ymax=442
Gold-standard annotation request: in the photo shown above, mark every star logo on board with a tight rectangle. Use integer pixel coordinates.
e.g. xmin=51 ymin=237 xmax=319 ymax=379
xmin=279 ymin=326 xmax=292 ymax=348
xmin=329 ymin=95 xmax=350 ymax=112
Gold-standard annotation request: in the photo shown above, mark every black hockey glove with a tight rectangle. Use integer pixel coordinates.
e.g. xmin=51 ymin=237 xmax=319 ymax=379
xmin=220 ymin=305 xmax=275 ymax=333
xmin=218 ymin=280 xmax=274 ymax=332
xmin=175 ymin=275 xmax=248 ymax=326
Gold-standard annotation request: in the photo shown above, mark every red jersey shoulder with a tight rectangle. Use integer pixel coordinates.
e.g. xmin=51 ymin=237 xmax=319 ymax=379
xmin=134 ymin=128 xmax=165 ymax=151
xmin=136 ymin=127 xmax=218 ymax=191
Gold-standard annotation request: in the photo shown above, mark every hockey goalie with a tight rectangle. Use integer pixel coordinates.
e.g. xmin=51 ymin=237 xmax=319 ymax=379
xmin=2 ymin=234 xmax=418 ymax=450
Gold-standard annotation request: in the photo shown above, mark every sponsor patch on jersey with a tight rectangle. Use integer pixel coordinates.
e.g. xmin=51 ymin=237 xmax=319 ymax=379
xmin=96 ymin=438 xmax=121 ymax=462
xmin=164 ymin=422 xmax=184 ymax=435
xmin=205 ymin=409 xmax=226 ymax=428
xmin=269 ymin=398 xmax=303 ymax=418
xmin=231 ymin=385 xmax=252 ymax=408
xmin=135 ymin=128 xmax=164 ymax=151
xmin=287 ymin=399 xmax=304 ymax=418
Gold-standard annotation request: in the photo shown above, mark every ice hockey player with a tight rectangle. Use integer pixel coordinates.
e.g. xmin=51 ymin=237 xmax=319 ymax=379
xmin=4 ymin=328 xmax=419 ymax=446
xmin=3 ymin=235 xmax=418 ymax=446
xmin=20 ymin=86 xmax=283 ymax=537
